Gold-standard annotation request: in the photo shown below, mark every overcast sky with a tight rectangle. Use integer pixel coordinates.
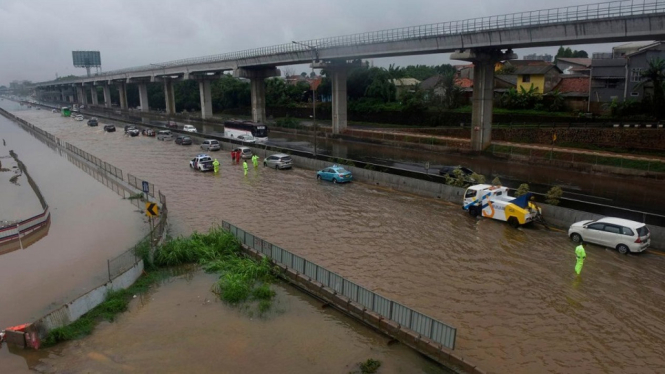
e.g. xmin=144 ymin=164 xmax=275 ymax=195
xmin=0 ymin=0 xmax=623 ymax=85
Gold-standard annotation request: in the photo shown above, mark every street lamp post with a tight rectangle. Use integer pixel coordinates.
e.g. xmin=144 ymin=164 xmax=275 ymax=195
xmin=292 ymin=41 xmax=319 ymax=157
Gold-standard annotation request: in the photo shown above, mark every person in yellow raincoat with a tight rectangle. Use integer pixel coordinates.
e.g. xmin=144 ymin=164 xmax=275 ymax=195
xmin=252 ymin=154 xmax=259 ymax=168
xmin=212 ymin=158 xmax=220 ymax=174
xmin=243 ymin=160 xmax=248 ymax=176
xmin=575 ymin=242 xmax=586 ymax=275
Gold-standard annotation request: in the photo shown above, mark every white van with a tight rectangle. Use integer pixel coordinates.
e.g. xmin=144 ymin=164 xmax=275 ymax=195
xmin=157 ymin=130 xmax=173 ymax=141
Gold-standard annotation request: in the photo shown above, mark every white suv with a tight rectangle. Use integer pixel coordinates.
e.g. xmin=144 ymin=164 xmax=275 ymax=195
xmin=183 ymin=125 xmax=197 ymax=133
xmin=568 ymin=217 xmax=651 ymax=254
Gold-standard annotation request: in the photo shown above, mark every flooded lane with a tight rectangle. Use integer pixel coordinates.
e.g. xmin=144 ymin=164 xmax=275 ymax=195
xmin=0 ymin=110 xmax=147 ymax=372
xmin=10 ymin=106 xmax=665 ymax=374
xmin=31 ymin=271 xmax=448 ymax=374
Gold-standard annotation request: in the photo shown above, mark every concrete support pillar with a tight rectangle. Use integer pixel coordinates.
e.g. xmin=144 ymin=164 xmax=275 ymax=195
xmin=103 ymin=85 xmax=112 ymax=108
xmin=90 ymin=86 xmax=99 ymax=106
xmin=250 ymin=78 xmax=266 ymax=123
xmin=331 ymin=69 xmax=348 ymax=134
xmin=198 ymin=80 xmax=213 ymax=119
xmin=76 ymin=86 xmax=85 ymax=104
xmin=138 ymin=83 xmax=150 ymax=112
xmin=60 ymin=88 xmax=66 ymax=102
xmin=163 ymin=80 xmax=176 ymax=115
xmin=451 ymin=48 xmax=517 ymax=151
xmin=116 ymin=82 xmax=128 ymax=110
xmin=312 ymin=61 xmax=360 ymax=135
xmin=235 ymin=67 xmax=280 ymax=123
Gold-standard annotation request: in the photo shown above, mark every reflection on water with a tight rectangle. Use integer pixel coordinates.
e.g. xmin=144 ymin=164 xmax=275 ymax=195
xmin=8 ymin=107 xmax=665 ymax=374
xmin=0 ymin=215 xmax=51 ymax=256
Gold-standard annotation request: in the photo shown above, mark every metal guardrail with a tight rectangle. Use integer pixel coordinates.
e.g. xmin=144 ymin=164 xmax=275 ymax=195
xmin=39 ymin=0 xmax=665 ymax=85
xmin=221 ymin=220 xmax=457 ymax=350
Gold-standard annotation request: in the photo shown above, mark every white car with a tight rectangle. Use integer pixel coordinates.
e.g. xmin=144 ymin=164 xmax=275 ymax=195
xmin=237 ymin=134 xmax=256 ymax=143
xmin=183 ymin=125 xmax=198 ymax=133
xmin=568 ymin=217 xmax=651 ymax=254
xmin=75 ymin=115 xmax=84 ymax=121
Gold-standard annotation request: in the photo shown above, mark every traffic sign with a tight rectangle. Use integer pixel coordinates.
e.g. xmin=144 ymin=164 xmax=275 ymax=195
xmin=142 ymin=181 xmax=150 ymax=193
xmin=145 ymin=202 xmax=159 ymax=217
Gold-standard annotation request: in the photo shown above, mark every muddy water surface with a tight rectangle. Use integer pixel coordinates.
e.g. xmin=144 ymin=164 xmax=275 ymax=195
xmin=9 ymin=106 xmax=665 ymax=374
xmin=31 ymin=271 xmax=447 ymax=374
xmin=0 ymin=111 xmax=147 ymax=372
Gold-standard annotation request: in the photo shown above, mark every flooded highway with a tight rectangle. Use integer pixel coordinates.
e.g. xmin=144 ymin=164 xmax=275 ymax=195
xmin=7 ymin=104 xmax=665 ymax=373
xmin=0 ymin=109 xmax=147 ymax=373
xmin=84 ymin=106 xmax=665 ymax=214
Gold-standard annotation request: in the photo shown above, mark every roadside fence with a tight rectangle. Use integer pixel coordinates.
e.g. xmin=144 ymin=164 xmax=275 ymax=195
xmin=222 ymin=220 xmax=457 ymax=350
xmin=342 ymin=128 xmax=470 ymax=150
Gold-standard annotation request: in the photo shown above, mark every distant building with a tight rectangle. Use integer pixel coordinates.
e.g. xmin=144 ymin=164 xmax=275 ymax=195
xmin=592 ymin=52 xmax=613 ymax=59
xmin=590 ymin=41 xmax=665 ymax=108
xmin=556 ymin=58 xmax=592 ymax=75
xmin=552 ymin=75 xmax=590 ymax=111
xmin=522 ymin=53 xmax=553 ymax=62
xmin=390 ymin=78 xmax=420 ymax=99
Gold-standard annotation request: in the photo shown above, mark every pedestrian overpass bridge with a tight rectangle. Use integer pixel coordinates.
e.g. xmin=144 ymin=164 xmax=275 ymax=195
xmin=36 ymin=0 xmax=665 ymax=150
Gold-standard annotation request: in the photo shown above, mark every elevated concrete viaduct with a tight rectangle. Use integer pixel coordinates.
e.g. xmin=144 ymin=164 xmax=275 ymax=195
xmin=35 ymin=1 xmax=665 ymax=150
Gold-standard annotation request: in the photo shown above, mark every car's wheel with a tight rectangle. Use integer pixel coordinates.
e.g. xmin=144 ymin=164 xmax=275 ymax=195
xmin=469 ymin=207 xmax=479 ymax=218
xmin=333 ymin=178 xmax=338 ymax=184
xmin=617 ymin=244 xmax=630 ymax=255
xmin=275 ymin=164 xmax=279 ymax=170
xmin=263 ymin=162 xmax=267 ymax=167
xmin=570 ymin=233 xmax=582 ymax=244
xmin=508 ymin=217 xmax=519 ymax=229
xmin=316 ymin=175 xmax=321 ymax=180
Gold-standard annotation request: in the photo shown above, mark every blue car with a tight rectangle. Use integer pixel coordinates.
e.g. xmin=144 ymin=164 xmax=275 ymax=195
xmin=317 ymin=165 xmax=353 ymax=183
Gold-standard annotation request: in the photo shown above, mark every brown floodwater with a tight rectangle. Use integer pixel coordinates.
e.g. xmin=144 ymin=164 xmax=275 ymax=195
xmin=7 ymin=105 xmax=665 ymax=374
xmin=0 ymin=143 xmax=43 ymax=221
xmin=0 ymin=111 xmax=147 ymax=372
xmin=28 ymin=271 xmax=448 ymax=374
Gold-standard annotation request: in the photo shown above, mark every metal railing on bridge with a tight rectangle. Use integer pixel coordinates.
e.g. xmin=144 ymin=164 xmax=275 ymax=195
xmin=221 ymin=220 xmax=457 ymax=350
xmin=39 ymin=0 xmax=665 ymax=84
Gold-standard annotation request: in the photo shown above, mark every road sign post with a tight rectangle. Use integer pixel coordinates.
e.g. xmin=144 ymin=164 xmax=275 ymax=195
xmin=142 ymin=181 xmax=149 ymax=200
xmin=145 ymin=202 xmax=159 ymax=217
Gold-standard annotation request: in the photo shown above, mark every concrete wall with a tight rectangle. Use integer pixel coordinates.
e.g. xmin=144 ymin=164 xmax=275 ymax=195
xmin=32 ymin=262 xmax=144 ymax=334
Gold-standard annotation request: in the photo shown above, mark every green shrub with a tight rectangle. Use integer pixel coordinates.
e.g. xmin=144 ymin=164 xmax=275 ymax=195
xmin=515 ymin=183 xmax=530 ymax=197
xmin=492 ymin=176 xmax=502 ymax=186
xmin=545 ymin=186 xmax=563 ymax=205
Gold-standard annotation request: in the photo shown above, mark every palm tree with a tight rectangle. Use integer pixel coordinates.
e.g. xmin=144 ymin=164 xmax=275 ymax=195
xmin=636 ymin=58 xmax=665 ymax=119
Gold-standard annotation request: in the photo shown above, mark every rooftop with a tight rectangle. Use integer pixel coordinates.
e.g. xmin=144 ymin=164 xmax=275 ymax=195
xmin=515 ymin=65 xmax=561 ymax=75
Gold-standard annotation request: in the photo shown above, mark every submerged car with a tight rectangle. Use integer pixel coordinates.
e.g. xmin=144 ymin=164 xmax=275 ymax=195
xmin=75 ymin=115 xmax=84 ymax=121
xmin=263 ymin=153 xmax=293 ymax=169
xmin=200 ymin=139 xmax=220 ymax=151
xmin=568 ymin=217 xmax=651 ymax=254
xmin=157 ymin=130 xmax=173 ymax=141
xmin=103 ymin=125 xmax=116 ymax=132
xmin=127 ymin=128 xmax=140 ymax=137
xmin=175 ymin=136 xmax=192 ymax=145
xmin=166 ymin=121 xmax=178 ymax=129
xmin=317 ymin=165 xmax=353 ymax=183
xmin=87 ymin=118 xmax=98 ymax=126
xmin=190 ymin=154 xmax=214 ymax=172
xmin=232 ymin=146 xmax=253 ymax=159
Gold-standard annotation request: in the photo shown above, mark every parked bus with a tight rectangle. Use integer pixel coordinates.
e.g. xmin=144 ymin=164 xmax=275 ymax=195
xmin=61 ymin=107 xmax=71 ymax=117
xmin=223 ymin=120 xmax=268 ymax=143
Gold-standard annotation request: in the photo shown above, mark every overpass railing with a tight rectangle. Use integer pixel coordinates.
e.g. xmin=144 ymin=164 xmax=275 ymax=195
xmin=38 ymin=0 xmax=665 ymax=85
xmin=221 ymin=220 xmax=457 ymax=350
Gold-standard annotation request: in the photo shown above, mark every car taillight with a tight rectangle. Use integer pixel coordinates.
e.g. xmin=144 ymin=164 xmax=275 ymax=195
xmin=339 ymin=174 xmax=344 ymax=177
xmin=635 ymin=237 xmax=642 ymax=243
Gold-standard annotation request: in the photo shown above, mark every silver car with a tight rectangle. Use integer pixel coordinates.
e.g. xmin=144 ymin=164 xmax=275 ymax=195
xmin=157 ymin=130 xmax=173 ymax=141
xmin=263 ymin=153 xmax=293 ymax=169
xmin=200 ymin=139 xmax=221 ymax=151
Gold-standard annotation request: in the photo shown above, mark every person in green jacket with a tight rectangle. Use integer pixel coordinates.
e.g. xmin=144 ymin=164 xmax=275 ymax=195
xmin=252 ymin=154 xmax=259 ymax=168
xmin=243 ymin=160 xmax=248 ymax=176
xmin=575 ymin=242 xmax=586 ymax=275
xmin=212 ymin=158 xmax=220 ymax=174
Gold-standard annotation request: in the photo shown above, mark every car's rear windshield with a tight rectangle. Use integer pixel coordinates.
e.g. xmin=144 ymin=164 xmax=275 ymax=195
xmin=242 ymin=149 xmax=251 ymax=153
xmin=637 ymin=226 xmax=650 ymax=236
xmin=210 ymin=140 xmax=219 ymax=144
xmin=280 ymin=156 xmax=292 ymax=161
xmin=335 ymin=168 xmax=348 ymax=173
